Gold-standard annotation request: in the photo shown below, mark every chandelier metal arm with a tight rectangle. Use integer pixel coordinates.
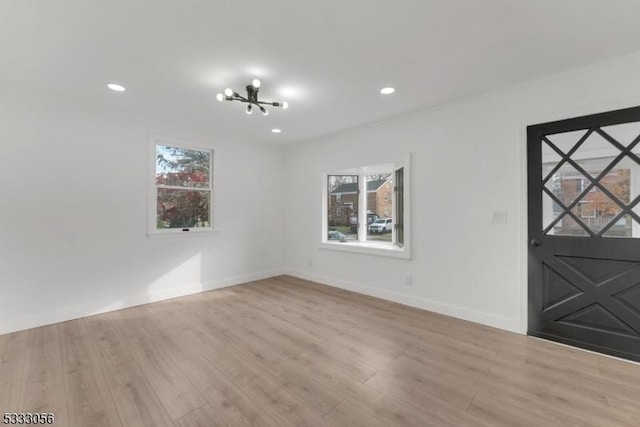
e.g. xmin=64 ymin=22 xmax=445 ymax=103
xmin=224 ymin=97 xmax=283 ymax=107
xmin=225 ymin=94 xmax=247 ymax=102
xmin=218 ymin=80 xmax=288 ymax=113
xmin=255 ymin=100 xmax=279 ymax=106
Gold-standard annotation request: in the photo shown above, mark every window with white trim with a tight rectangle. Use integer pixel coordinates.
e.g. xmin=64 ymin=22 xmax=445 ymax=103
xmin=323 ymin=156 xmax=410 ymax=257
xmin=150 ymin=136 xmax=213 ymax=234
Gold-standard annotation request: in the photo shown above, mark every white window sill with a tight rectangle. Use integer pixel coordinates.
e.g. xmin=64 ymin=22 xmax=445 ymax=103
xmin=320 ymin=241 xmax=410 ymax=259
xmin=147 ymin=229 xmax=220 ymax=239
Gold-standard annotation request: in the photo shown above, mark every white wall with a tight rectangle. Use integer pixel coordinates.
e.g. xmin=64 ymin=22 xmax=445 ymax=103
xmin=0 ymin=88 xmax=285 ymax=334
xmin=284 ymin=52 xmax=640 ymax=333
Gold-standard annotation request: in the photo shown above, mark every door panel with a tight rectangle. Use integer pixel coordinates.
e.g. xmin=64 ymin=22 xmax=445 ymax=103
xmin=528 ymin=106 xmax=640 ymax=362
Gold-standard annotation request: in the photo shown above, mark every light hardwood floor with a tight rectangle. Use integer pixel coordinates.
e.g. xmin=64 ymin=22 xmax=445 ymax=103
xmin=2 ymin=275 xmax=640 ymax=426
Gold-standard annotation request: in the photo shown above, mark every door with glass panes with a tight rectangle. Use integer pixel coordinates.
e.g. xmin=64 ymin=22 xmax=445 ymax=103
xmin=528 ymin=106 xmax=640 ymax=362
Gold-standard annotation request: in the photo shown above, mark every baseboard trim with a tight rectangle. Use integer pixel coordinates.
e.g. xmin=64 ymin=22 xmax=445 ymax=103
xmin=285 ymin=268 xmax=522 ymax=333
xmin=0 ymin=269 xmax=284 ymax=335
xmin=1 ymin=268 xmax=523 ymax=336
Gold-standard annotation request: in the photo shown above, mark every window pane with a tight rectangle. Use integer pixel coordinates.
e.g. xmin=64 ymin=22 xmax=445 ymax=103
xmin=570 ymin=192 xmax=623 ymax=235
xmin=542 ymin=140 xmax=564 ymax=182
xmin=544 ymin=162 xmax=590 ymax=209
xmin=542 ymin=191 xmax=563 ymax=231
xmin=600 ymin=156 xmax=638 ymax=206
xmin=156 ymin=144 xmax=210 ymax=189
xmin=547 ymin=212 xmax=590 ymax=237
xmin=601 ymin=121 xmax=640 ymax=147
xmin=157 ymin=189 xmax=210 ymax=229
xmin=365 ymin=173 xmax=393 ymax=242
xmin=571 ymin=130 xmax=619 ymax=163
xmin=545 ymin=129 xmax=589 ymax=155
xmin=327 ymin=175 xmax=358 ymax=241
xmin=602 ymin=214 xmax=636 ymax=238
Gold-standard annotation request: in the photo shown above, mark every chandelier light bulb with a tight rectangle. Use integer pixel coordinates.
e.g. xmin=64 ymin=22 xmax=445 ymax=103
xmin=224 ymin=88 xmax=233 ymax=97
xmin=380 ymin=87 xmax=395 ymax=95
xmin=282 ymin=101 xmax=288 ymax=109
xmin=246 ymin=104 xmax=253 ymax=114
xmin=259 ymin=105 xmax=268 ymax=115
xmin=252 ymin=79 xmax=261 ymax=88
xmin=216 ymin=93 xmax=224 ymax=102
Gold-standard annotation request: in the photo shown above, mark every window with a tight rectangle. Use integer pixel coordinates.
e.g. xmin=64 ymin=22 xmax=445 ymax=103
xmin=578 ymin=200 xmax=596 ymax=218
xmin=149 ymin=136 xmax=213 ymax=234
xmin=323 ymin=155 xmax=410 ymax=258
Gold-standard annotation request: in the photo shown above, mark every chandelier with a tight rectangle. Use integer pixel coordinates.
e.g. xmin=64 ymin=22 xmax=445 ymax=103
xmin=216 ymin=79 xmax=288 ymax=115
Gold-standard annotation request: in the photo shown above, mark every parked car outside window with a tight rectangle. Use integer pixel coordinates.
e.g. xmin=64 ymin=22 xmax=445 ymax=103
xmin=368 ymin=218 xmax=392 ymax=234
xmin=328 ymin=230 xmax=348 ymax=241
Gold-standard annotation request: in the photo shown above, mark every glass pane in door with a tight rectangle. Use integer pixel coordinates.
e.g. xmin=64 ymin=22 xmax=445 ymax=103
xmin=601 ymin=121 xmax=640 ymax=147
xmin=545 ymin=129 xmax=589 ymax=155
xmin=601 ymin=214 xmax=634 ymax=238
xmin=542 ymin=141 xmax=564 ymax=181
xmin=546 ymin=212 xmax=590 ymax=237
xmin=542 ymin=122 xmax=640 ymax=238
xmin=543 ymin=162 xmax=590 ymax=209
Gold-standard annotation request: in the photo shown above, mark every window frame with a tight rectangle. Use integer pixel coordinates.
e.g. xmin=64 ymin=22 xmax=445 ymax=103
xmin=148 ymin=135 xmax=214 ymax=237
xmin=321 ymin=155 xmax=411 ymax=259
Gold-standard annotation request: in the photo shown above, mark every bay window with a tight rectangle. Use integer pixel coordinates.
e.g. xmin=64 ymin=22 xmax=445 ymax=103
xmin=323 ymin=155 xmax=410 ymax=258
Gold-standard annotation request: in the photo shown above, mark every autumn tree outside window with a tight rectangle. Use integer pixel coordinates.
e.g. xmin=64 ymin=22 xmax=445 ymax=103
xmin=150 ymin=136 xmax=213 ymax=234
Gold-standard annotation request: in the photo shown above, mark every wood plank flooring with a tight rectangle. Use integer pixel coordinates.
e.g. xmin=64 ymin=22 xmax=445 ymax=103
xmin=1 ymin=275 xmax=640 ymax=426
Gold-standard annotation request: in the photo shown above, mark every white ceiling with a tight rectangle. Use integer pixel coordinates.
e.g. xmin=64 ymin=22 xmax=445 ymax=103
xmin=2 ymin=0 xmax=640 ymax=144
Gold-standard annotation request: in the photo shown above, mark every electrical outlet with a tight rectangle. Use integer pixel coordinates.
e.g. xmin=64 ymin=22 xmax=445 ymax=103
xmin=405 ymin=274 xmax=413 ymax=286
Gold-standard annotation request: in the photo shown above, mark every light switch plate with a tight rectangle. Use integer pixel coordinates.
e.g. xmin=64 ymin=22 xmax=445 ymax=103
xmin=492 ymin=210 xmax=507 ymax=224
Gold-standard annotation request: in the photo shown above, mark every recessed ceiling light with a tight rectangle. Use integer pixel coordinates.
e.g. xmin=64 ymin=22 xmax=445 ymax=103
xmin=380 ymin=87 xmax=395 ymax=95
xmin=272 ymin=129 xmax=282 ymax=133
xmin=107 ymin=83 xmax=126 ymax=92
